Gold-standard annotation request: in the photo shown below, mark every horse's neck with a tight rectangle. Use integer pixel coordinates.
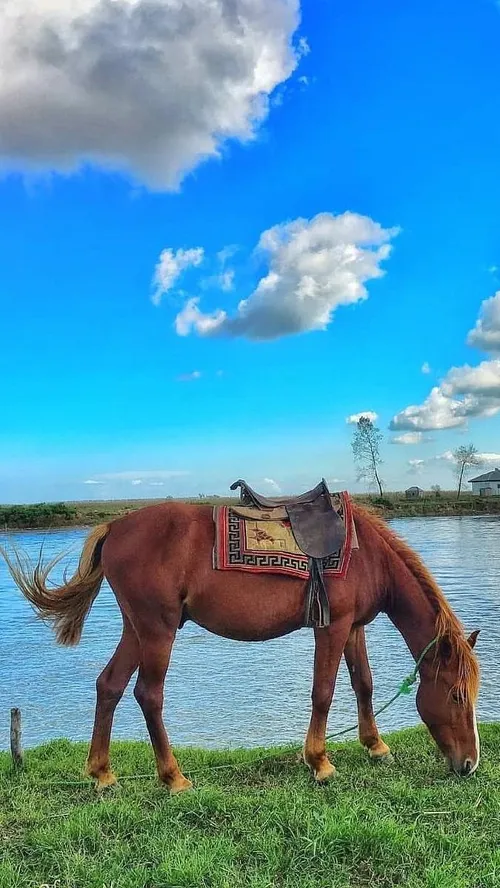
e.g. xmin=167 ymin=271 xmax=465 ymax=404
xmin=384 ymin=548 xmax=439 ymax=663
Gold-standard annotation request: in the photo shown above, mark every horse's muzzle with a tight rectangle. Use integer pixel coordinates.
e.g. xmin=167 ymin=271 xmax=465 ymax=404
xmin=451 ymin=757 xmax=476 ymax=777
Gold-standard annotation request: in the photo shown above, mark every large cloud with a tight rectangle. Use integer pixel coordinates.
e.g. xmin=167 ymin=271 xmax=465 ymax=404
xmin=0 ymin=0 xmax=301 ymax=188
xmin=173 ymin=212 xmax=399 ymax=340
xmin=389 ymin=387 xmax=469 ymax=431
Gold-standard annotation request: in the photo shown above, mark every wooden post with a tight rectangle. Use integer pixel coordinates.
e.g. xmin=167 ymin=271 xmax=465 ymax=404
xmin=10 ymin=708 xmax=23 ymax=768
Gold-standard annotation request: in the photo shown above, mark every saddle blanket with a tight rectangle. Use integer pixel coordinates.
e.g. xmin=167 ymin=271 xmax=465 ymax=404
xmin=213 ymin=492 xmax=358 ymax=579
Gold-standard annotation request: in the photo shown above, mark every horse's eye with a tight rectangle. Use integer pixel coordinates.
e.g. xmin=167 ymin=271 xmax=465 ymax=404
xmin=450 ymin=690 xmax=461 ymax=704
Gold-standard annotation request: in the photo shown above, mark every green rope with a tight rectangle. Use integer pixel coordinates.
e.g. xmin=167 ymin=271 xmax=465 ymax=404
xmin=325 ymin=636 xmax=438 ymax=742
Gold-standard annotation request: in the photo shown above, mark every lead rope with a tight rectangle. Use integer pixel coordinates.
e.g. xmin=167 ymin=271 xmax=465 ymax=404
xmin=325 ymin=636 xmax=439 ymax=742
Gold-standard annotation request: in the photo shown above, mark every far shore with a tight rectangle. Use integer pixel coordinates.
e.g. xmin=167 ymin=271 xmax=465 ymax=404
xmin=1 ymin=490 xmax=500 ymax=530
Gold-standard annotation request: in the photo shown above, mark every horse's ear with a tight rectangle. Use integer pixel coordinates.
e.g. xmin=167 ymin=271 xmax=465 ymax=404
xmin=467 ymin=629 xmax=480 ymax=650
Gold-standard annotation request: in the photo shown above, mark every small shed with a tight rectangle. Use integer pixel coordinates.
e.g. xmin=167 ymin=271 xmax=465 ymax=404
xmin=405 ymin=486 xmax=424 ymax=500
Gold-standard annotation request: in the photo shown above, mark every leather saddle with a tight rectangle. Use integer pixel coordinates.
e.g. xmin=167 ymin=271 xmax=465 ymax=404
xmin=229 ymin=479 xmax=347 ymax=628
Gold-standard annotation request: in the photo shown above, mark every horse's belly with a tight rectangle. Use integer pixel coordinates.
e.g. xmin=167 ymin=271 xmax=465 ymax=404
xmin=184 ymin=572 xmax=307 ymax=642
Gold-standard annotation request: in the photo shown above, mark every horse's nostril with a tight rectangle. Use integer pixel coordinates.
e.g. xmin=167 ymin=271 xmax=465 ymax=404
xmin=461 ymin=758 xmax=473 ymax=777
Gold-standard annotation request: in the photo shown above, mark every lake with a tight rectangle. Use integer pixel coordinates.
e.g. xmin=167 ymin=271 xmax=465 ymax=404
xmin=1 ymin=516 xmax=499 ymax=751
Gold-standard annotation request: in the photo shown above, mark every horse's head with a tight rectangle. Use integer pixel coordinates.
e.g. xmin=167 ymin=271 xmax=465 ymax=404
xmin=415 ymin=630 xmax=480 ymax=777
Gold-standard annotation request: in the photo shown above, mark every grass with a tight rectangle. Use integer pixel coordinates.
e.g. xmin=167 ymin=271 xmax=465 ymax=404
xmin=2 ymin=491 xmax=500 ymax=530
xmin=1 ymin=726 xmax=500 ymax=887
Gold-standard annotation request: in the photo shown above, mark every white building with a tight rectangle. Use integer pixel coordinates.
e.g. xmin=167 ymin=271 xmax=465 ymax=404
xmin=469 ymin=468 xmax=500 ymax=496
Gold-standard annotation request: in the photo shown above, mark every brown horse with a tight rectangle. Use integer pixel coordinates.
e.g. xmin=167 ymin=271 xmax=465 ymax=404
xmin=2 ymin=502 xmax=480 ymax=792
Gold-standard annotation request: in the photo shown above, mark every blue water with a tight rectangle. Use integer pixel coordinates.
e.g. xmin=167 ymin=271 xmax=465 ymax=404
xmin=1 ymin=516 xmax=499 ymax=750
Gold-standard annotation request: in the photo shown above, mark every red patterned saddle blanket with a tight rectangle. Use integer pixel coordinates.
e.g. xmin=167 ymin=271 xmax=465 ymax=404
xmin=213 ymin=491 xmax=358 ymax=581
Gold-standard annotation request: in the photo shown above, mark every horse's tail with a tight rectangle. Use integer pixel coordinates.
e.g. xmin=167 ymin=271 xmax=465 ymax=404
xmin=1 ymin=523 xmax=110 ymax=647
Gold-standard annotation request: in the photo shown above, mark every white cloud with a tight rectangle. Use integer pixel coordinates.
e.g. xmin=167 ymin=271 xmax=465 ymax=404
xmin=174 ymin=212 xmax=399 ymax=340
xmin=407 ymin=458 xmax=425 ymax=474
xmin=131 ymin=479 xmax=142 ymax=486
xmin=443 ymin=359 xmax=500 ymax=400
xmin=434 ymin=450 xmax=455 ymax=463
xmin=152 ymin=248 xmax=204 ymax=306
xmin=177 ymin=370 xmax=202 ymax=382
xmin=219 ymin=269 xmax=235 ymax=291
xmin=391 ymin=364 xmax=500 ymax=432
xmin=467 ymin=292 xmax=500 ymax=353
xmin=421 ymin=362 xmax=431 ymax=374
xmin=0 ymin=0 xmax=302 ymax=189
xmin=346 ymin=411 xmax=378 ymax=425
xmin=391 ymin=294 xmax=500 ymax=434
xmin=217 ymin=245 xmax=239 ymax=265
xmin=83 ymin=479 xmax=104 ymax=485
xmin=391 ymin=432 xmax=424 ymax=445
xmin=407 ymin=451 xmax=454 ymax=474
xmin=90 ymin=470 xmax=189 ymax=483
xmin=175 ymin=298 xmax=225 ymax=336
xmin=263 ymin=477 xmax=282 ymax=493
xmin=476 ymin=452 xmax=500 ymax=463
xmin=390 ymin=387 xmax=470 ymax=431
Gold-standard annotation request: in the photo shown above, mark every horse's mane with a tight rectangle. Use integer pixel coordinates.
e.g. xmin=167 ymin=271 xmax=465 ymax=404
xmin=354 ymin=505 xmax=480 ymax=705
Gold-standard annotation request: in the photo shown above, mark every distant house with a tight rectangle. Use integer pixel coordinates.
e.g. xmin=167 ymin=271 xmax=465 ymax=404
xmin=405 ymin=486 xmax=424 ymax=499
xmin=469 ymin=468 xmax=500 ymax=496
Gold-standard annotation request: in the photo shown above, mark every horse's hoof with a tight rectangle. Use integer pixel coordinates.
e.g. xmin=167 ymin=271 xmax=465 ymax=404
xmin=95 ymin=771 xmax=118 ymax=792
xmin=314 ymin=762 xmax=336 ymax=783
xmin=169 ymin=775 xmax=193 ymax=795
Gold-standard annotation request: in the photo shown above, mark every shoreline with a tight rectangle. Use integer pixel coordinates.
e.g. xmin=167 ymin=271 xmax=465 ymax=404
xmin=2 ymin=493 xmax=500 ymax=530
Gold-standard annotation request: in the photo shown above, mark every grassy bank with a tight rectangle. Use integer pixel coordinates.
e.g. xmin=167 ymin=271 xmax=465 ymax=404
xmin=2 ymin=491 xmax=500 ymax=530
xmin=1 ymin=726 xmax=500 ymax=887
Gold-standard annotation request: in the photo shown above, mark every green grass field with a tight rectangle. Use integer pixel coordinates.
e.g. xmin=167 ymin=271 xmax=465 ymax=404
xmin=2 ymin=725 xmax=500 ymax=888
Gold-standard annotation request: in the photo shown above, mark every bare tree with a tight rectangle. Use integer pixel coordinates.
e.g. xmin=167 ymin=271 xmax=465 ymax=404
xmin=431 ymin=484 xmax=441 ymax=498
xmin=351 ymin=416 xmax=384 ymax=496
xmin=452 ymin=444 xmax=482 ymax=499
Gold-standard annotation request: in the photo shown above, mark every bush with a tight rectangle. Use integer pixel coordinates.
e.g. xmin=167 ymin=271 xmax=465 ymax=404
xmin=0 ymin=502 xmax=77 ymax=529
xmin=372 ymin=497 xmax=395 ymax=510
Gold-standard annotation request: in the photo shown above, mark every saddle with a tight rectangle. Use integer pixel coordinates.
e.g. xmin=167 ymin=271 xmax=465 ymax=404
xmin=230 ymin=479 xmax=347 ymax=628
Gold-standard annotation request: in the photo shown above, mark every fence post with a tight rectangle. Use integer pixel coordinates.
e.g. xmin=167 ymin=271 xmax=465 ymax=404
xmin=10 ymin=707 xmax=23 ymax=768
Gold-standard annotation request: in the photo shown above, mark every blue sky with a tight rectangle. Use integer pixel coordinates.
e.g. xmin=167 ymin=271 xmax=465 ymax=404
xmin=1 ymin=0 xmax=500 ymax=503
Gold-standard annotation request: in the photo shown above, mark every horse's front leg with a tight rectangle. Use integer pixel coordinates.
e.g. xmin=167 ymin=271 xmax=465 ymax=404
xmin=304 ymin=618 xmax=353 ymax=782
xmin=343 ymin=626 xmax=392 ymax=762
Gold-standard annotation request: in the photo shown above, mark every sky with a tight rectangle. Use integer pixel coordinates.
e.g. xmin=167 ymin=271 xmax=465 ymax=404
xmin=1 ymin=0 xmax=500 ymax=503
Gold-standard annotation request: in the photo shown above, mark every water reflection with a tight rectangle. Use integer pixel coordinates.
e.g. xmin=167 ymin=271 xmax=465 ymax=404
xmin=1 ymin=516 xmax=499 ymax=750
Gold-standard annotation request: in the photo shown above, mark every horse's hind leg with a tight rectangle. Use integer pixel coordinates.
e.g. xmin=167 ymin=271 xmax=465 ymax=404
xmin=133 ymin=629 xmax=191 ymax=794
xmin=85 ymin=617 xmax=140 ymax=789
xmin=343 ymin=626 xmax=392 ymax=762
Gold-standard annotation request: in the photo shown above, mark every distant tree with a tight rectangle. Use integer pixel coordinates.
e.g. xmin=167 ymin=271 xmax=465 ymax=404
xmin=452 ymin=444 xmax=482 ymax=499
xmin=351 ymin=416 xmax=384 ymax=496
xmin=431 ymin=484 xmax=442 ymax=498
